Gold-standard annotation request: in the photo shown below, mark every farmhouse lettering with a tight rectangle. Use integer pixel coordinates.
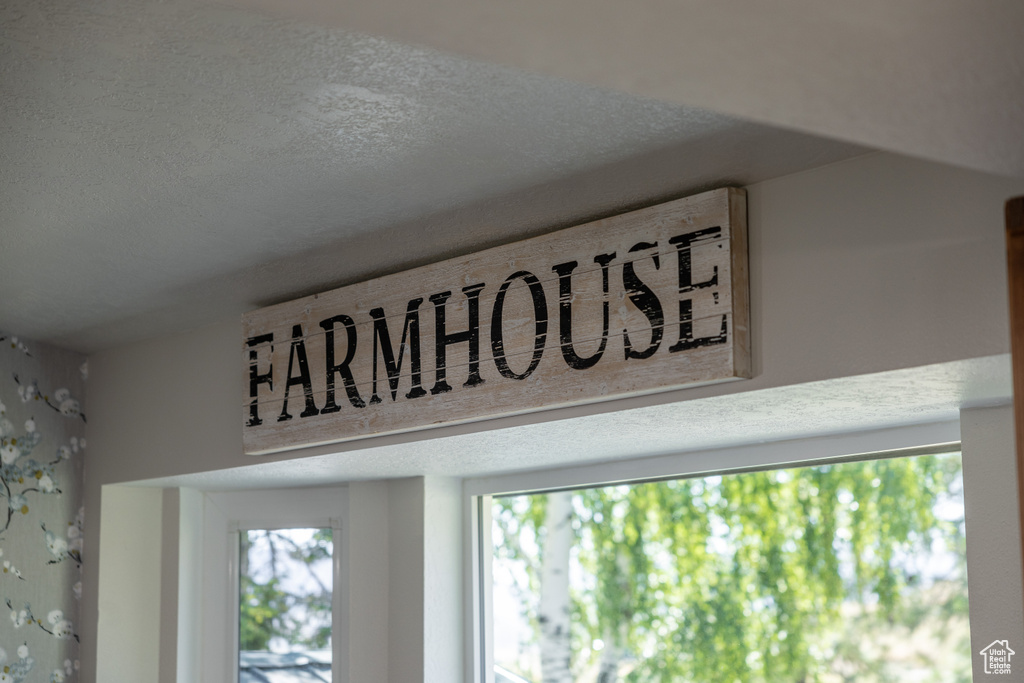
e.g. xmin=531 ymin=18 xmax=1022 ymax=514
xmin=242 ymin=188 xmax=749 ymax=454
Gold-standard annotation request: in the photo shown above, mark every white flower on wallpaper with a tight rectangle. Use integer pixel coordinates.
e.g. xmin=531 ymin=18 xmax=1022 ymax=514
xmin=0 ymin=423 xmax=63 ymax=527
xmin=41 ymin=523 xmax=79 ymax=567
xmin=46 ymin=611 xmax=74 ymax=640
xmin=5 ymin=496 xmax=28 ymax=516
xmin=0 ymin=431 xmax=85 ymax=541
xmin=2 ymin=559 xmax=24 ymax=581
xmin=0 ymin=337 xmax=31 ymax=358
xmin=0 ymin=642 xmax=35 ymax=682
xmin=42 ymin=527 xmax=68 ymax=561
xmin=11 ymin=377 xmax=85 ymax=424
xmin=8 ymin=607 xmax=27 ymax=628
xmin=0 ymin=334 xmax=84 ymax=681
xmin=13 ymin=378 xmax=36 ymax=405
xmin=48 ymin=390 xmax=81 ymax=423
xmin=5 ymin=602 xmax=77 ymax=643
xmin=67 ymin=509 xmax=83 ymax=565
xmin=55 ymin=438 xmax=82 ymax=464
xmin=38 ymin=474 xmax=55 ymax=494
xmin=0 ymin=446 xmax=17 ymax=466
xmin=0 ymin=551 xmax=21 ymax=583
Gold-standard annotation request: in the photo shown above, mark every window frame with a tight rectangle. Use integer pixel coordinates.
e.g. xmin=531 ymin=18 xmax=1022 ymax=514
xmin=462 ymin=421 xmax=964 ymax=683
xmin=200 ymin=485 xmax=349 ymax=683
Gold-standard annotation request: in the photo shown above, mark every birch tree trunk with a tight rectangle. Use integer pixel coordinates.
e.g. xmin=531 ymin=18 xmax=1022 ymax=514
xmin=595 ymin=625 xmax=625 ymax=683
xmin=540 ymin=491 xmax=574 ymax=683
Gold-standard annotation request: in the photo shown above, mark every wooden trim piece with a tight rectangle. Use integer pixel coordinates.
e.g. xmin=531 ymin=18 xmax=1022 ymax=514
xmin=1005 ymin=196 xmax=1024 ymax=612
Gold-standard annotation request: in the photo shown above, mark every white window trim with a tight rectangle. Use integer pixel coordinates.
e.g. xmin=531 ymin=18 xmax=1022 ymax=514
xmin=200 ymin=485 xmax=349 ymax=683
xmin=462 ymin=420 xmax=964 ymax=683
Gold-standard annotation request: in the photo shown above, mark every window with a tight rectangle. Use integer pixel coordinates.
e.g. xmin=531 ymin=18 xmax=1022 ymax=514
xmin=201 ymin=486 xmax=348 ymax=683
xmin=238 ymin=527 xmax=334 ymax=678
xmin=481 ymin=450 xmax=969 ymax=682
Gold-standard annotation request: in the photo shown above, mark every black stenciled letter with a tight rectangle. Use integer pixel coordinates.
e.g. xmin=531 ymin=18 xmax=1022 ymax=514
xmin=668 ymin=227 xmax=728 ymax=353
xmin=320 ymin=314 xmax=365 ymax=411
xmin=552 ymin=253 xmax=615 ymax=370
xmin=490 ymin=271 xmax=548 ymax=380
xmin=622 ymin=241 xmax=664 ymax=360
xmin=429 ymin=283 xmax=485 ymax=395
xmin=246 ymin=333 xmax=273 ymax=427
xmin=278 ymin=325 xmax=320 ymax=422
xmin=370 ymin=298 xmax=427 ymax=403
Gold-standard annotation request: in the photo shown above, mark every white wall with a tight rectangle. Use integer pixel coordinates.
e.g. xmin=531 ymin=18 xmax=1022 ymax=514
xmin=158 ymin=488 xmax=179 ymax=683
xmin=96 ymin=486 xmax=163 ymax=683
xmin=347 ymin=481 xmax=390 ymax=682
xmin=424 ymin=476 xmax=464 ymax=683
xmin=176 ymin=488 xmax=204 ymax=683
xmin=961 ymin=405 xmax=1024 ymax=678
xmin=83 ymin=153 xmax=1024 ymax=681
xmin=388 ymin=478 xmax=425 ymax=682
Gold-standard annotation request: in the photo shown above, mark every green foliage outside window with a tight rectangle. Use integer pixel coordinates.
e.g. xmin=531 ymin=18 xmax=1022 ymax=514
xmin=239 ymin=528 xmax=333 ymax=652
xmin=493 ymin=452 xmax=969 ymax=683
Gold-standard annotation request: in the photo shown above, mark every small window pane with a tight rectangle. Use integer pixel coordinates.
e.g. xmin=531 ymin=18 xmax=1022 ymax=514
xmin=492 ymin=452 xmax=969 ymax=682
xmin=239 ymin=527 xmax=333 ymax=682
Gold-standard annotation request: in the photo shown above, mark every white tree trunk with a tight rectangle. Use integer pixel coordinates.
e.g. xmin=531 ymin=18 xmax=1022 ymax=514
xmin=595 ymin=629 xmax=623 ymax=683
xmin=539 ymin=491 xmax=574 ymax=683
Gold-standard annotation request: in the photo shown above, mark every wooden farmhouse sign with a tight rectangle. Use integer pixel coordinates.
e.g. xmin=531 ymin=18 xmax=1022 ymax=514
xmin=242 ymin=187 xmax=750 ymax=454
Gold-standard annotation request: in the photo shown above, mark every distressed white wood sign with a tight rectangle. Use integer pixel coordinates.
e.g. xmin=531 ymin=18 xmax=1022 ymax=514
xmin=242 ymin=187 xmax=750 ymax=454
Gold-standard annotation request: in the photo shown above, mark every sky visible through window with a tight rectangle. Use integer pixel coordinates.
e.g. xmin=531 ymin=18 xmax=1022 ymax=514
xmin=492 ymin=452 xmax=969 ymax=683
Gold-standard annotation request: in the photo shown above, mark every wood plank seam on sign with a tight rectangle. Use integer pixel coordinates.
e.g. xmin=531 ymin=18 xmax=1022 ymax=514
xmin=242 ymin=295 xmax=734 ymax=374
xmin=241 ymin=236 xmax=733 ymax=351
xmin=241 ymin=187 xmax=750 ymax=454
xmin=242 ymin=304 xmax=737 ymax=379
xmin=242 ymin=311 xmax=739 ymax=412
xmin=242 ymin=241 xmax=735 ymax=358
xmin=244 ymin=341 xmax=738 ymax=437
xmin=242 ymin=245 xmax=735 ymax=397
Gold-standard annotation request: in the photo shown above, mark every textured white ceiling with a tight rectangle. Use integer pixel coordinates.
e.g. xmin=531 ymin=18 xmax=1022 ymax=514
xmin=0 ymin=0 xmax=868 ymax=353
xmin=230 ymin=0 xmax=1024 ymax=178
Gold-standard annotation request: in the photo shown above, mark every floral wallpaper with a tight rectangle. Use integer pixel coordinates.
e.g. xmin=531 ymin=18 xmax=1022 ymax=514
xmin=0 ymin=335 xmax=84 ymax=683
